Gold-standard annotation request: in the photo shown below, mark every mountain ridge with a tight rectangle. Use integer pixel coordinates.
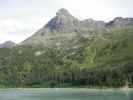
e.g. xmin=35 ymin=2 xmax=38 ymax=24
xmin=21 ymin=8 xmax=133 ymax=47
xmin=0 ymin=41 xmax=15 ymax=48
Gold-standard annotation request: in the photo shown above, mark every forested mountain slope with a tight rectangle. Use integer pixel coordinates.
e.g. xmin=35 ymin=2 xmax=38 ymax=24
xmin=0 ymin=9 xmax=133 ymax=87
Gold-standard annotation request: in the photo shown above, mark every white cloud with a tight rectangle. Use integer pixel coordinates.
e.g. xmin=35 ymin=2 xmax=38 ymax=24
xmin=0 ymin=15 xmax=46 ymax=43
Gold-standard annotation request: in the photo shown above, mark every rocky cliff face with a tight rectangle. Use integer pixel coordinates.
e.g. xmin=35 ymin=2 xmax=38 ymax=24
xmin=45 ymin=8 xmax=79 ymax=33
xmin=21 ymin=8 xmax=106 ymax=47
xmin=21 ymin=8 xmax=133 ymax=48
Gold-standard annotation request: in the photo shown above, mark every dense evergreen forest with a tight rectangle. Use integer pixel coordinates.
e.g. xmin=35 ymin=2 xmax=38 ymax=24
xmin=0 ymin=27 xmax=133 ymax=88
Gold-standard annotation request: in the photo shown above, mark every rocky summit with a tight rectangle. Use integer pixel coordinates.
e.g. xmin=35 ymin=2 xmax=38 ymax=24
xmin=21 ymin=8 xmax=133 ymax=48
xmin=45 ymin=8 xmax=78 ymax=32
xmin=21 ymin=8 xmax=106 ymax=47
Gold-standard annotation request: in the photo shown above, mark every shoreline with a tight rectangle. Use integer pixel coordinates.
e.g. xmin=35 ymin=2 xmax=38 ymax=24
xmin=0 ymin=87 xmax=132 ymax=91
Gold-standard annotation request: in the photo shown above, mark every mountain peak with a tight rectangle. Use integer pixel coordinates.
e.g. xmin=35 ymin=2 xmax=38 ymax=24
xmin=114 ymin=17 xmax=123 ymax=21
xmin=0 ymin=41 xmax=15 ymax=48
xmin=56 ymin=8 xmax=72 ymax=17
xmin=21 ymin=9 xmax=133 ymax=46
xmin=45 ymin=8 xmax=78 ymax=33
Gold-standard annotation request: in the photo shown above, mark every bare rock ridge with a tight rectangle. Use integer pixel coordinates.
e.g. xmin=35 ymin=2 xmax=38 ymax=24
xmin=106 ymin=17 xmax=133 ymax=28
xmin=45 ymin=8 xmax=106 ymax=33
xmin=45 ymin=8 xmax=79 ymax=33
xmin=21 ymin=8 xmax=133 ymax=46
xmin=21 ymin=8 xmax=105 ymax=46
xmin=56 ymin=8 xmax=72 ymax=17
xmin=0 ymin=41 xmax=15 ymax=48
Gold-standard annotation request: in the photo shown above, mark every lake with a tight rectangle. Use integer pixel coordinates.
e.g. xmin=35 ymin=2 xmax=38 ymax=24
xmin=0 ymin=88 xmax=133 ymax=100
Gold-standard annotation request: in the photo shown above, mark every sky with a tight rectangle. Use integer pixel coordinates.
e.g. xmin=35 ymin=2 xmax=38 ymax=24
xmin=0 ymin=0 xmax=133 ymax=43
